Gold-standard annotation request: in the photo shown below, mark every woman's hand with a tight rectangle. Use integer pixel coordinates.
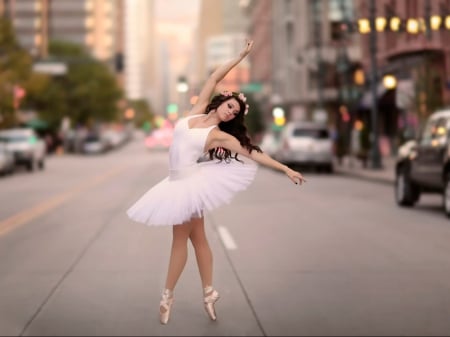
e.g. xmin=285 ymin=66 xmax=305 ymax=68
xmin=286 ymin=168 xmax=307 ymax=186
xmin=239 ymin=39 xmax=254 ymax=58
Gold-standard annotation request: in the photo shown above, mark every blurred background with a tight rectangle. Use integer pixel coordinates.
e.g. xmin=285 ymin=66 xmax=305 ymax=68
xmin=3 ymin=2 xmax=450 ymax=335
xmin=0 ymin=0 xmax=449 ymax=167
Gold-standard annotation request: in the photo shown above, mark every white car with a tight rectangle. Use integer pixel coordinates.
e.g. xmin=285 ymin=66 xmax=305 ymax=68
xmin=259 ymin=132 xmax=279 ymax=157
xmin=0 ymin=142 xmax=14 ymax=175
xmin=275 ymin=121 xmax=334 ymax=173
xmin=0 ymin=128 xmax=46 ymax=171
xmin=83 ymin=134 xmax=108 ymax=154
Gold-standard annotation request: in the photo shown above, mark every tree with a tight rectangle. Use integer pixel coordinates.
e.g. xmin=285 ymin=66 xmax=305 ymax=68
xmin=0 ymin=18 xmax=33 ymax=128
xmin=23 ymin=72 xmax=67 ymax=128
xmin=50 ymin=40 xmax=124 ymax=127
xmin=128 ymin=99 xmax=155 ymax=128
xmin=25 ymin=40 xmax=124 ymax=129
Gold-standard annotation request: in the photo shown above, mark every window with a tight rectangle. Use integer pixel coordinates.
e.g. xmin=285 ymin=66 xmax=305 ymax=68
xmin=420 ymin=118 xmax=447 ymax=146
xmin=328 ymin=0 xmax=354 ymax=41
xmin=433 ymin=118 xmax=448 ymax=146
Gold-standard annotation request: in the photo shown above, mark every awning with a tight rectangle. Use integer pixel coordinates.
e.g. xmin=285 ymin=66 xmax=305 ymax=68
xmin=24 ymin=118 xmax=49 ymax=130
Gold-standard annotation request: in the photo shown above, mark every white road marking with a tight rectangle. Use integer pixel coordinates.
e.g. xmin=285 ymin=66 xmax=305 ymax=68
xmin=217 ymin=226 xmax=237 ymax=250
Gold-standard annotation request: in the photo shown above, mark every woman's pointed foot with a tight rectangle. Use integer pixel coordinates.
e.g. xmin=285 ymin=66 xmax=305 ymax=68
xmin=160 ymin=288 xmax=174 ymax=325
xmin=203 ymin=286 xmax=220 ymax=321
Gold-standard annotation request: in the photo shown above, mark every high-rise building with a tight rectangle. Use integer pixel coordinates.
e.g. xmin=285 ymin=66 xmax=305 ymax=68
xmin=123 ymin=0 xmax=155 ymax=103
xmin=2 ymin=0 xmax=156 ymax=104
xmin=193 ymin=0 xmax=249 ymax=93
xmin=3 ymin=0 xmax=117 ymax=62
xmin=240 ymin=0 xmax=362 ymax=127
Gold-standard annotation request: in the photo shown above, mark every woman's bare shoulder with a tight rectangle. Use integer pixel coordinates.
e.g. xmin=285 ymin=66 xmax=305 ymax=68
xmin=208 ymin=127 xmax=230 ymax=140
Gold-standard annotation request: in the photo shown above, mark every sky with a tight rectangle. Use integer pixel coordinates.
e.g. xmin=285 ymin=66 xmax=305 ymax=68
xmin=153 ymin=0 xmax=201 ymax=110
xmin=155 ymin=0 xmax=200 ymax=22
xmin=154 ymin=0 xmax=200 ymax=70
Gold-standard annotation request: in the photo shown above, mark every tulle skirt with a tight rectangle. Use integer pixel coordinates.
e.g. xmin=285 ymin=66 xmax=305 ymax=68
xmin=126 ymin=158 xmax=258 ymax=226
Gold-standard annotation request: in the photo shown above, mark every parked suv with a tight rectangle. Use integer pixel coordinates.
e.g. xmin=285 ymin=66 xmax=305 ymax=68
xmin=0 ymin=128 xmax=46 ymax=172
xmin=395 ymin=108 xmax=450 ymax=217
xmin=274 ymin=121 xmax=334 ymax=173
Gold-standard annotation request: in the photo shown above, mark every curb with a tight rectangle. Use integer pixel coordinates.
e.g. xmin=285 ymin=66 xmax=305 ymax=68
xmin=335 ymin=170 xmax=395 ymax=186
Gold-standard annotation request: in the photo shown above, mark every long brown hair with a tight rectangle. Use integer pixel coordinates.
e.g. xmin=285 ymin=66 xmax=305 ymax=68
xmin=205 ymin=92 xmax=262 ymax=162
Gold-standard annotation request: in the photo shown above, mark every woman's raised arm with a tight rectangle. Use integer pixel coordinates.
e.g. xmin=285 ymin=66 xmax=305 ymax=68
xmin=188 ymin=40 xmax=254 ymax=116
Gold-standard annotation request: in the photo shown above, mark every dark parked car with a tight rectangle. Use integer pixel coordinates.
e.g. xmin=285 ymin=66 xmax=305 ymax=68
xmin=395 ymin=108 xmax=450 ymax=217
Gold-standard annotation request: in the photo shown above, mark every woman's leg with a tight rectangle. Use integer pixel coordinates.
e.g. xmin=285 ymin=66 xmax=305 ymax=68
xmin=189 ymin=216 xmax=220 ymax=320
xmin=189 ymin=216 xmax=213 ymax=289
xmin=159 ymin=221 xmax=194 ymax=324
xmin=163 ymin=221 xmax=194 ymax=290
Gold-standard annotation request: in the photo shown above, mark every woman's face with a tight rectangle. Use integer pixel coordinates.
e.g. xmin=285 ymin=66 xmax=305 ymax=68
xmin=217 ymin=98 xmax=240 ymax=122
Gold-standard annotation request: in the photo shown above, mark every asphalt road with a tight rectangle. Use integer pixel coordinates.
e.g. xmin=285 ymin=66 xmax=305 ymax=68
xmin=1 ymin=138 xmax=450 ymax=336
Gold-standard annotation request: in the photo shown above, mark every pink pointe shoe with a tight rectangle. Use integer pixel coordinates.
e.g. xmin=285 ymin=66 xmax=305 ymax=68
xmin=203 ymin=286 xmax=220 ymax=321
xmin=159 ymin=289 xmax=174 ymax=325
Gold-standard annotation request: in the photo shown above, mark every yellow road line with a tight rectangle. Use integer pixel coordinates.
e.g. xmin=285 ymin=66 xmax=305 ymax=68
xmin=0 ymin=165 xmax=128 ymax=237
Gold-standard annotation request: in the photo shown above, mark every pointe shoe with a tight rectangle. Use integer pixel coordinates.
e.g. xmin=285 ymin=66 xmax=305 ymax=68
xmin=203 ymin=286 xmax=220 ymax=321
xmin=159 ymin=289 xmax=174 ymax=325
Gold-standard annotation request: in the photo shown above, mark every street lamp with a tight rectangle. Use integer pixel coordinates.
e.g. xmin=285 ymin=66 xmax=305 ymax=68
xmin=382 ymin=74 xmax=397 ymax=90
xmin=176 ymin=76 xmax=189 ymax=117
xmin=312 ymin=0 xmax=324 ymax=112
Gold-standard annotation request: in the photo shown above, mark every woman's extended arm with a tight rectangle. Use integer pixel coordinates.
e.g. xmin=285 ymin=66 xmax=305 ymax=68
xmin=208 ymin=129 xmax=306 ymax=185
xmin=188 ymin=40 xmax=254 ymax=116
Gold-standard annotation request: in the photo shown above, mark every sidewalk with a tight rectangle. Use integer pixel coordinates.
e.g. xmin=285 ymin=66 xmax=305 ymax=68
xmin=334 ymin=155 xmax=396 ymax=185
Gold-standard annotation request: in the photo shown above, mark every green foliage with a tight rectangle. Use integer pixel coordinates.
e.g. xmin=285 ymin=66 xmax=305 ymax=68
xmin=1 ymin=28 xmax=124 ymax=130
xmin=46 ymin=40 xmax=124 ymax=127
xmin=23 ymin=72 xmax=67 ymax=128
xmin=0 ymin=18 xmax=33 ymax=127
xmin=129 ymin=99 xmax=155 ymax=127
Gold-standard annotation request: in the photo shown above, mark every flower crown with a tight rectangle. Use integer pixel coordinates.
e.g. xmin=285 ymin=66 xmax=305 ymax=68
xmin=221 ymin=90 xmax=249 ymax=115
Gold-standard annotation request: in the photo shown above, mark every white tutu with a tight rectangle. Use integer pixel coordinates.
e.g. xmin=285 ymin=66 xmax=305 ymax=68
xmin=126 ymin=158 xmax=257 ymax=226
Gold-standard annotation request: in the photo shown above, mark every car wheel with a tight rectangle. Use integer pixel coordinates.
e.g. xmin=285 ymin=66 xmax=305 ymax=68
xmin=395 ymin=167 xmax=419 ymax=206
xmin=26 ymin=160 xmax=35 ymax=172
xmin=443 ymin=173 xmax=450 ymax=218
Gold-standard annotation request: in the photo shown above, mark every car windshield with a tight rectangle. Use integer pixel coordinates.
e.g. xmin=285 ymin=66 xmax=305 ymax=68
xmin=292 ymin=128 xmax=329 ymax=139
xmin=85 ymin=135 xmax=100 ymax=142
xmin=0 ymin=135 xmax=29 ymax=143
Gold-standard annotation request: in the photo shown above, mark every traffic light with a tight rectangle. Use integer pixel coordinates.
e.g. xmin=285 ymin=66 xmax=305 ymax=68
xmin=166 ymin=103 xmax=179 ymax=121
xmin=272 ymin=107 xmax=285 ymax=127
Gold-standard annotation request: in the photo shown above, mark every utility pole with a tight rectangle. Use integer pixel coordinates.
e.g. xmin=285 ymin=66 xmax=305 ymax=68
xmin=368 ymin=0 xmax=382 ymax=169
xmin=312 ymin=0 xmax=324 ymax=111
xmin=40 ymin=0 xmax=49 ymax=59
xmin=425 ymin=0 xmax=431 ymax=41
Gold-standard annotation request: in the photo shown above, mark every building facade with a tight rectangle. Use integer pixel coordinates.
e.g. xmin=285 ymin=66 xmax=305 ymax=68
xmin=193 ymin=0 xmax=249 ymax=95
xmin=0 ymin=0 xmax=158 ymax=105
xmin=243 ymin=0 xmax=362 ymax=131
xmin=241 ymin=0 xmax=273 ymax=125
xmin=1 ymin=0 xmax=118 ymax=62
xmin=357 ymin=0 xmax=450 ymax=152
xmin=123 ymin=0 xmax=155 ymax=103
